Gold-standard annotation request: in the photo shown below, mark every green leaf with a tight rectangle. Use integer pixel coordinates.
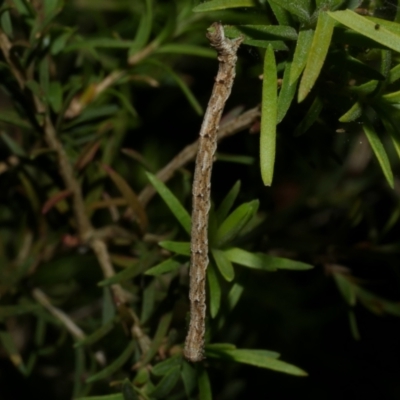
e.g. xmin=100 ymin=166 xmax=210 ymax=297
xmin=43 ymin=0 xmax=59 ymax=17
xmin=140 ymin=313 xmax=172 ymax=366
xmin=0 ymin=330 xmax=26 ymax=374
xmin=362 ymin=113 xmax=394 ymax=189
xmin=269 ymin=2 xmax=292 ymax=26
xmin=260 ymin=45 xmax=277 ymax=186
xmin=129 ymin=0 xmax=153 ymax=55
xmin=48 ymin=81 xmax=63 ymax=113
xmin=149 ymin=366 xmax=180 ymax=398
xmin=155 ymin=44 xmax=215 ymax=58
xmin=214 ymin=200 xmax=259 ymax=247
xmin=268 ymin=0 xmax=310 ymax=23
xmin=206 ymin=348 xmax=307 ymax=376
xmin=141 ymin=280 xmax=156 ymax=323
xmin=1 ymin=9 xmax=13 ymax=38
xmin=0 ymin=111 xmax=31 ymax=130
xmin=86 ymin=340 xmax=135 ymax=383
xmin=289 ymin=29 xmax=314 ymax=85
xmin=1 ymin=131 xmax=27 ymax=157
xmin=198 ymin=366 xmax=212 ymax=400
xmin=181 ymin=361 xmax=197 ymax=398
xmin=293 ymin=95 xmax=323 ymax=136
xmin=211 ymin=248 xmax=235 ymax=281
xmin=277 ymin=61 xmax=297 ymax=123
xmin=223 ymin=248 xmax=276 ymax=271
xmin=151 ymin=354 xmax=182 ymax=376
xmin=227 ymin=282 xmax=244 ymax=311
xmin=75 ymin=316 xmax=119 ymax=347
xmin=145 ymin=172 xmax=191 ymax=234
xmin=298 ymin=12 xmax=334 ymax=103
xmin=103 ymin=165 xmax=148 ymax=232
xmin=339 ymin=101 xmax=363 ymax=122
xmin=0 ymin=304 xmax=39 ymax=321
xmin=122 ymin=380 xmax=138 ymax=400
xmin=216 ymin=180 xmax=241 ymax=224
xmin=77 ymin=395 xmax=124 ymax=400
xmin=226 ymin=25 xmax=298 ymax=41
xmin=333 ymin=273 xmax=356 ymax=306
xmin=205 ymin=343 xmax=236 ymax=351
xmin=98 ymin=260 xmax=140 ymax=286
xmin=328 ymin=10 xmax=400 ymax=54
xmin=193 ymin=0 xmax=256 ymax=12
xmin=224 ymin=247 xmax=314 ymax=271
xmin=159 ymin=241 xmax=191 ymax=256
xmin=207 ymin=263 xmax=221 ymax=318
xmin=216 ymin=153 xmax=254 ymax=165
xmin=145 ymin=258 xmax=182 ymax=276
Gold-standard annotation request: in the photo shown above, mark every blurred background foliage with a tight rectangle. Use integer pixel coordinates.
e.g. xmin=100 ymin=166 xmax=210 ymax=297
xmin=1 ymin=0 xmax=400 ymax=399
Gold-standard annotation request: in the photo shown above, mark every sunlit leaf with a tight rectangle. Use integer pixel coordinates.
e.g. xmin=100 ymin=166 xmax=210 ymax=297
xmin=298 ymin=12 xmax=334 ymax=103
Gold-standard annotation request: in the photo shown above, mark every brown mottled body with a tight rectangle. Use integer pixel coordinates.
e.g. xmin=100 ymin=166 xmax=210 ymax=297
xmin=183 ymin=23 xmax=242 ymax=362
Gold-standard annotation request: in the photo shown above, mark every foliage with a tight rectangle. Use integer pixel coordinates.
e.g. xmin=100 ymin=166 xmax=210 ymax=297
xmin=1 ymin=0 xmax=400 ymax=399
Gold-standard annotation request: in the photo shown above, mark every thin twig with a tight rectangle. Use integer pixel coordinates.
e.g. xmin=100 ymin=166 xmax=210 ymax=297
xmin=0 ymin=30 xmax=149 ymax=348
xmin=183 ymin=22 xmax=243 ymax=362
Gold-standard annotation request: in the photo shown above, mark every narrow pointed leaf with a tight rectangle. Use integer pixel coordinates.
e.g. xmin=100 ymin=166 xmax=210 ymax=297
xmin=129 ymin=0 xmax=152 ymax=55
xmin=149 ymin=366 xmax=180 ymax=398
xmin=298 ymin=12 xmax=334 ymax=102
xmin=268 ymin=0 xmax=310 ymax=23
xmin=86 ymin=340 xmax=135 ymax=383
xmin=290 ymin=29 xmax=314 ymax=85
xmin=211 ymin=248 xmax=235 ymax=281
xmin=277 ymin=61 xmax=297 ymax=123
xmin=328 ymin=10 xmax=400 ymax=54
xmin=145 ymin=258 xmax=182 ymax=276
xmin=206 ymin=348 xmax=307 ymax=376
xmin=77 ymin=394 xmax=124 ymax=400
xmin=158 ymin=241 xmax=191 ymax=256
xmin=207 ymin=263 xmax=221 ymax=318
xmin=193 ymin=0 xmax=256 ymax=12
xmin=146 ymin=172 xmax=191 ymax=234
xmin=215 ymin=200 xmax=259 ymax=247
xmin=152 ymin=354 xmax=182 ymax=376
xmin=0 ymin=330 xmax=26 ymax=374
xmin=362 ymin=114 xmax=394 ymax=188
xmin=75 ymin=316 xmax=120 ymax=347
xmin=198 ymin=367 xmax=212 ymax=400
xmin=216 ymin=180 xmax=241 ymax=224
xmin=339 ymin=101 xmax=363 ymax=122
xmin=293 ymin=95 xmax=323 ymax=136
xmin=260 ymin=45 xmax=277 ymax=186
